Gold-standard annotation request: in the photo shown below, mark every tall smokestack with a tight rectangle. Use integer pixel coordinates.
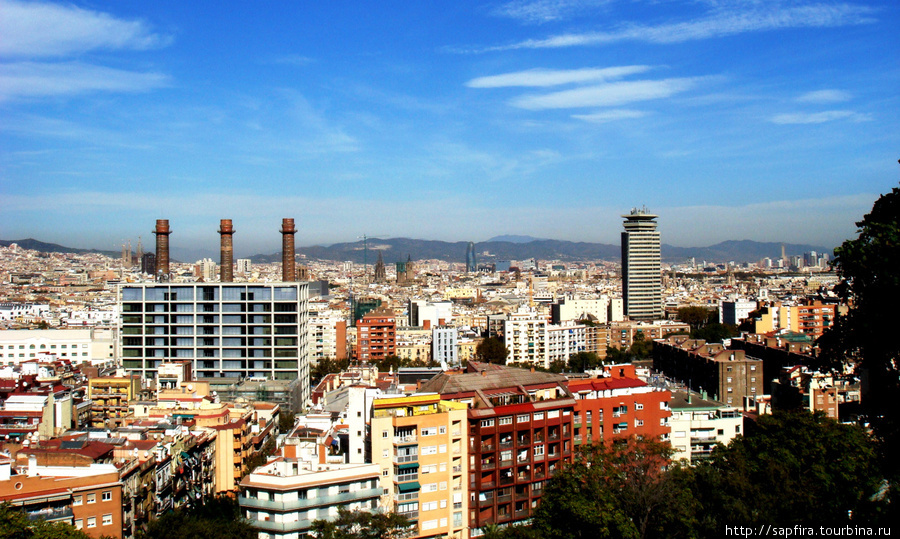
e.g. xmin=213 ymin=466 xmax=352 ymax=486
xmin=219 ymin=219 xmax=234 ymax=282
xmin=281 ymin=218 xmax=296 ymax=282
xmin=153 ymin=219 xmax=171 ymax=280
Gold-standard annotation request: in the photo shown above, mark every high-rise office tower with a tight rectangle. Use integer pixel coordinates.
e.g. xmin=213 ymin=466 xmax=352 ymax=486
xmin=621 ymin=208 xmax=662 ymax=320
xmin=465 ymin=241 xmax=476 ymax=273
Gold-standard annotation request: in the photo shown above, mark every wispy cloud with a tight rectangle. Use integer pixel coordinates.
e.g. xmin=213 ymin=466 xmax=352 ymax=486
xmin=478 ymin=3 xmax=875 ymax=51
xmin=466 ymin=66 xmax=651 ymax=88
xmin=0 ymin=0 xmax=168 ymax=58
xmin=0 ymin=62 xmax=169 ymax=100
xmin=796 ymin=89 xmax=852 ymax=103
xmin=511 ymin=77 xmax=701 ymax=109
xmin=572 ymin=109 xmax=648 ymax=123
xmin=492 ymin=0 xmax=615 ymax=24
xmin=769 ymin=110 xmax=872 ymax=124
xmin=267 ymin=54 xmax=316 ymax=66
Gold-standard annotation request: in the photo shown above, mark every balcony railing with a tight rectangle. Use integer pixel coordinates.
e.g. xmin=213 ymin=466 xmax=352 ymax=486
xmin=239 ymin=488 xmax=381 ymax=513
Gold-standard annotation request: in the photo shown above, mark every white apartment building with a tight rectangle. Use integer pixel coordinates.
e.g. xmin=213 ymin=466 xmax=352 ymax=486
xmin=432 ymin=327 xmax=458 ymax=368
xmin=503 ymin=308 xmax=548 ymax=369
xmin=0 ymin=303 xmax=50 ymax=322
xmin=239 ymin=460 xmax=381 ymax=539
xmin=307 ymin=311 xmax=345 ymax=363
xmin=409 ymin=300 xmax=453 ymax=329
xmin=551 ymin=296 xmax=610 ymax=324
xmin=546 ymin=322 xmax=587 ymax=365
xmin=0 ymin=328 xmax=117 ymax=366
xmin=668 ymin=390 xmax=743 ymax=463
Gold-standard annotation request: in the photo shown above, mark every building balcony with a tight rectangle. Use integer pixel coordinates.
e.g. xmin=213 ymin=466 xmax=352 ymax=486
xmin=240 ymin=488 xmax=381 ymax=513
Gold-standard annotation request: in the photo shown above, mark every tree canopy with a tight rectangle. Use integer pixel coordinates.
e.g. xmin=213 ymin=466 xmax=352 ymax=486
xmin=818 ymin=182 xmax=900 ymax=484
xmin=531 ymin=437 xmax=692 ymax=539
xmin=476 ymin=337 xmax=509 ymax=364
xmin=0 ymin=503 xmax=95 ymax=539
xmin=309 ymin=508 xmax=410 ymax=539
xmin=137 ymin=495 xmax=255 ymax=539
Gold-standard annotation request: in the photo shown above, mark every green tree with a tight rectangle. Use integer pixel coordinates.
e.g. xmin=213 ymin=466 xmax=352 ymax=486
xmin=567 ymin=351 xmax=602 ymax=372
xmin=818 ymin=182 xmax=900 ymax=486
xmin=605 ymin=345 xmax=629 ymax=363
xmin=628 ymin=331 xmax=652 ymax=360
xmin=476 ymin=337 xmax=509 ymax=364
xmin=690 ymin=411 xmax=884 ymax=533
xmin=278 ymin=410 xmax=296 ymax=433
xmin=310 ymin=508 xmax=410 ymax=539
xmin=138 ymin=495 xmax=255 ymax=539
xmin=0 ymin=502 xmax=95 ymax=539
xmin=691 ymin=322 xmax=739 ymax=343
xmin=676 ymin=306 xmax=711 ymax=330
xmin=532 ymin=437 xmax=694 ymax=539
xmin=311 ymin=356 xmax=350 ymax=384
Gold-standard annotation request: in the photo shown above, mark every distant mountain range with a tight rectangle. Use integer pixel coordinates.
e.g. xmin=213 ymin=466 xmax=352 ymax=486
xmin=1 ymin=237 xmax=833 ymax=265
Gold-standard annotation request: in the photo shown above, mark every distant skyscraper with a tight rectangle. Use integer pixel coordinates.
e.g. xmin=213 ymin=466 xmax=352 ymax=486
xmin=465 ymin=241 xmax=476 ymax=273
xmin=621 ymin=208 xmax=663 ymax=320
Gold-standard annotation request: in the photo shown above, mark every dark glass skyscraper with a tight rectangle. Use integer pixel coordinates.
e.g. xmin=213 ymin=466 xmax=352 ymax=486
xmin=465 ymin=241 xmax=476 ymax=273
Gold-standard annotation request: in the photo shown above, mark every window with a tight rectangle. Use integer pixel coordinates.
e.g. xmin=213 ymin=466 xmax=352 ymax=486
xmin=73 ymin=496 xmax=82 ymax=506
xmin=383 ymin=431 xmax=388 ymax=438
xmin=422 ymin=483 xmax=438 ymax=493
xmin=517 ymin=414 xmax=529 ymax=423
xmin=423 ymin=501 xmax=438 ymax=511
xmin=533 ymin=412 xmax=544 ymax=420
xmin=87 ymin=493 xmax=96 ymax=504
xmin=440 ymin=481 xmax=448 ymax=490
xmin=87 ymin=517 xmax=96 ymax=529
xmin=481 ymin=419 xmax=494 ymax=428
xmin=383 ymin=469 xmax=389 ymax=476
xmin=75 ymin=520 xmax=83 ymax=529
xmin=635 ymin=403 xmax=644 ymax=410
xmin=102 ymin=491 xmax=112 ymax=501
xmin=439 ymin=426 xmax=447 ymax=435
xmin=102 ymin=514 xmax=112 ymax=526
xmin=421 ymin=427 xmax=437 ymax=436
xmin=499 ymin=416 xmax=512 ymax=425
xmin=422 ymin=445 xmax=437 ymax=455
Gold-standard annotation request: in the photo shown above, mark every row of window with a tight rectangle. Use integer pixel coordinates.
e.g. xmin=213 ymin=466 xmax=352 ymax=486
xmin=73 ymin=490 xmax=113 ymax=505
xmin=74 ymin=514 xmax=113 ymax=529
xmin=2 ymin=343 xmax=87 ymax=349
xmin=481 ymin=410 xmax=561 ymax=428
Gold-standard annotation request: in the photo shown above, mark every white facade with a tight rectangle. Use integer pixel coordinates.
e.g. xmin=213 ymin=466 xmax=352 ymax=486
xmin=668 ymin=392 xmax=743 ymax=463
xmin=240 ymin=460 xmax=381 ymax=539
xmin=503 ymin=309 xmax=548 ymax=369
xmin=546 ymin=322 xmax=587 ymax=365
xmin=719 ymin=299 xmax=757 ymax=326
xmin=307 ymin=312 xmax=344 ymax=363
xmin=621 ymin=209 xmax=663 ymax=320
xmin=0 ymin=303 xmax=50 ymax=322
xmin=553 ymin=296 xmax=610 ymax=324
xmin=236 ymin=259 xmax=252 ymax=274
xmin=432 ymin=326 xmax=458 ymax=368
xmin=0 ymin=328 xmax=117 ymax=366
xmin=409 ymin=300 xmax=453 ymax=328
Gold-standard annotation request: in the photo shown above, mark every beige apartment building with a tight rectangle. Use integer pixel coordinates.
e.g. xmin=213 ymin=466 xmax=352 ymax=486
xmin=371 ymin=393 xmax=469 ymax=539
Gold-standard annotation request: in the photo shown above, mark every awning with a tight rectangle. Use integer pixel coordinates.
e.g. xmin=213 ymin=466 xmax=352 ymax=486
xmin=398 ymin=463 xmax=419 ymax=470
xmin=397 ymin=481 xmax=420 ymax=493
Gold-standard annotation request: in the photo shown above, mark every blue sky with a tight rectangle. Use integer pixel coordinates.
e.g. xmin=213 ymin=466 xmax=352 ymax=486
xmin=1 ymin=0 xmax=898 ymax=257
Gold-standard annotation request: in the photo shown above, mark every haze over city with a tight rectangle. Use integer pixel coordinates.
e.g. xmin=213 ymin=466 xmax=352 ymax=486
xmin=1 ymin=0 xmax=898 ymax=254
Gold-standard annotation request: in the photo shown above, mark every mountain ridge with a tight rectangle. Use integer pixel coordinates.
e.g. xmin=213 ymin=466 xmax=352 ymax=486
xmin=1 ymin=237 xmax=834 ymax=265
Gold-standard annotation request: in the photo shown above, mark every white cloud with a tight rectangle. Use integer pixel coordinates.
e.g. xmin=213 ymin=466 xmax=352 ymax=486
xmin=484 ymin=3 xmax=875 ymax=51
xmin=769 ymin=110 xmax=873 ymax=124
xmin=511 ymin=77 xmax=699 ymax=109
xmin=493 ymin=0 xmax=615 ymax=24
xmin=0 ymin=62 xmax=169 ymax=100
xmin=796 ymin=89 xmax=852 ymax=103
xmin=466 ymin=66 xmax=651 ymax=88
xmin=572 ymin=109 xmax=648 ymax=122
xmin=0 ymin=0 xmax=168 ymax=58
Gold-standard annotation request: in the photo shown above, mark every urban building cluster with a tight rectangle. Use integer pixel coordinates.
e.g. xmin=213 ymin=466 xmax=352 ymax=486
xmin=0 ymin=213 xmax=856 ymax=538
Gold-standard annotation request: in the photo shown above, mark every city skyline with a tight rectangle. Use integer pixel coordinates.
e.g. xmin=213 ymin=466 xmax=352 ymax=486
xmin=1 ymin=1 xmax=898 ymax=254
